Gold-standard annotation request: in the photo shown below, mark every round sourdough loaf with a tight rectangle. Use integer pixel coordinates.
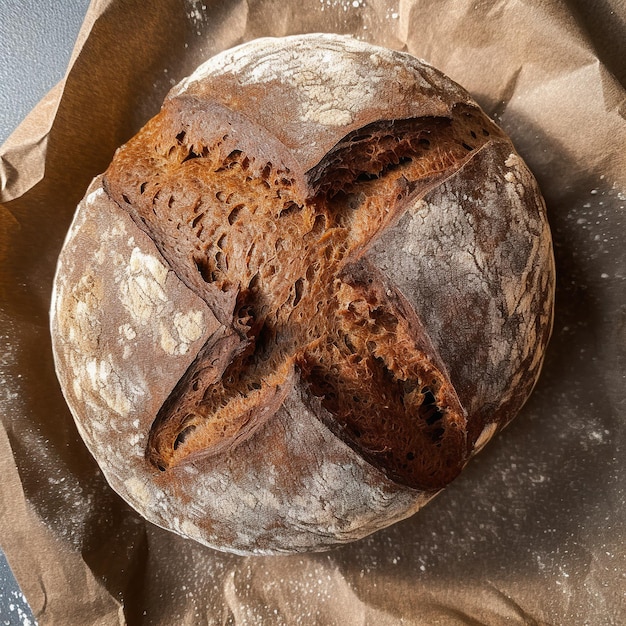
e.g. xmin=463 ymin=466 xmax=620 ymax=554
xmin=50 ymin=34 xmax=555 ymax=554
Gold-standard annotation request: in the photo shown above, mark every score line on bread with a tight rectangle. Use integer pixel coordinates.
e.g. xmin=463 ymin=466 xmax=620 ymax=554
xmin=51 ymin=34 xmax=555 ymax=555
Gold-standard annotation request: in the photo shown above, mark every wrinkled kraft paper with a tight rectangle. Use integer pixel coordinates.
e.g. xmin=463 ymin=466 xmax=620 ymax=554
xmin=1 ymin=0 xmax=625 ymax=624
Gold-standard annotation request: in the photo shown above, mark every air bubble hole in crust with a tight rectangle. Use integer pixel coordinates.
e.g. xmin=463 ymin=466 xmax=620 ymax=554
xmin=194 ymin=257 xmax=214 ymax=283
xmin=174 ymin=424 xmax=197 ymax=450
xmin=215 ymin=250 xmax=227 ymax=271
xmin=227 ymin=204 xmax=245 ymax=225
xmin=182 ymin=146 xmax=208 ymax=162
xmin=279 ymin=201 xmax=300 ymax=218
xmin=293 ymin=278 xmax=305 ymax=306
xmin=261 ymin=162 xmax=272 ymax=180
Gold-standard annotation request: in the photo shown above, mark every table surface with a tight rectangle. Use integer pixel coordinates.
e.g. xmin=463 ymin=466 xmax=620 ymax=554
xmin=0 ymin=2 xmax=91 ymax=623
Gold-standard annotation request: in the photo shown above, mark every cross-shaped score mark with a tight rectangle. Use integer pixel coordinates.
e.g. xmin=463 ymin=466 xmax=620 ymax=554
xmin=105 ymin=97 xmax=501 ymax=490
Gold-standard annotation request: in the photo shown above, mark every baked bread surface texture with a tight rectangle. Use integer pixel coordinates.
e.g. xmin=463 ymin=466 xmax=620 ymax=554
xmin=51 ymin=34 xmax=555 ymax=554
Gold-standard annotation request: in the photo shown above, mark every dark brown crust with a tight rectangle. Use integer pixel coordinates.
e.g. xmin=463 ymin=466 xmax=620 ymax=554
xmin=52 ymin=35 xmax=555 ymax=553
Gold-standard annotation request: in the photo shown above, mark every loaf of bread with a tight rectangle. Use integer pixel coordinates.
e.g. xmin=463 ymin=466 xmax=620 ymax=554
xmin=50 ymin=34 xmax=555 ymax=554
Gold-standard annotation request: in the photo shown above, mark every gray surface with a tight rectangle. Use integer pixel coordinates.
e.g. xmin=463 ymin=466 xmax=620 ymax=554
xmin=0 ymin=2 xmax=91 ymax=623
xmin=0 ymin=558 xmax=34 ymax=626
xmin=0 ymin=0 xmax=91 ymax=143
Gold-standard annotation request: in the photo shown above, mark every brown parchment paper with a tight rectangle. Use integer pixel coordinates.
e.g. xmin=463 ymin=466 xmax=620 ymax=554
xmin=1 ymin=0 xmax=625 ymax=624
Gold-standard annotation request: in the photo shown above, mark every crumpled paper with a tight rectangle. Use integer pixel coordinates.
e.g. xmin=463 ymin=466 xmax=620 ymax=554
xmin=1 ymin=0 xmax=624 ymax=624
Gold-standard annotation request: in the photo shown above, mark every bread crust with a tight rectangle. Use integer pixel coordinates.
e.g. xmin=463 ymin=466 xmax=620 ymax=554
xmin=51 ymin=34 xmax=555 ymax=554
